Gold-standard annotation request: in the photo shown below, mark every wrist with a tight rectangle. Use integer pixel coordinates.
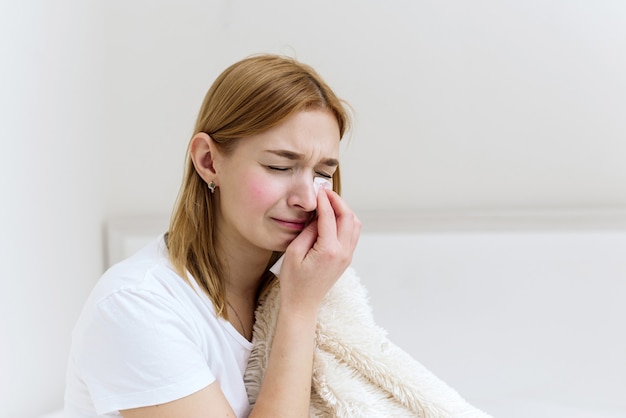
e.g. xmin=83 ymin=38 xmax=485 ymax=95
xmin=277 ymin=302 xmax=319 ymax=331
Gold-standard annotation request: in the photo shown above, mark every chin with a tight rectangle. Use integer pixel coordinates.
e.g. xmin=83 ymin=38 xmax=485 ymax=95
xmin=272 ymin=243 xmax=291 ymax=252
xmin=259 ymin=230 xmax=300 ymax=253
xmin=270 ymin=237 xmax=297 ymax=252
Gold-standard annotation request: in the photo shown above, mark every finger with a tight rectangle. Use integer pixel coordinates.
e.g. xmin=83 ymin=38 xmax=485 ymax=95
xmin=314 ymin=188 xmax=338 ymax=244
xmin=350 ymin=215 xmax=362 ymax=249
xmin=287 ymin=219 xmax=319 ymax=260
xmin=324 ymin=190 xmax=359 ymax=245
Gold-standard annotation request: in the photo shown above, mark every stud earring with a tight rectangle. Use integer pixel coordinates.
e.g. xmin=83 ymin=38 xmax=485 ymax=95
xmin=208 ymin=181 xmax=216 ymax=193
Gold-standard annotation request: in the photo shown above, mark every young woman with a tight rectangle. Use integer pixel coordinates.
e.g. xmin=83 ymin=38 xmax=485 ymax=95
xmin=64 ymin=54 xmax=361 ymax=417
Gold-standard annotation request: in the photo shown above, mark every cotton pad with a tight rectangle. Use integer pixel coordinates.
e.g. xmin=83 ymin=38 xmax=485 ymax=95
xmin=270 ymin=177 xmax=332 ymax=277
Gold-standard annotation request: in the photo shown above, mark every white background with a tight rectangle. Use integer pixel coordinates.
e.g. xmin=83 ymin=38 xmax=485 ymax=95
xmin=1 ymin=0 xmax=626 ymax=416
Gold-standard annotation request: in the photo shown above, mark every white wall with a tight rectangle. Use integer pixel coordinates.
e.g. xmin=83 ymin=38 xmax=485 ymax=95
xmin=2 ymin=0 xmax=626 ymax=416
xmin=101 ymin=0 xmax=626 ymax=217
xmin=0 ymin=1 xmax=105 ymax=416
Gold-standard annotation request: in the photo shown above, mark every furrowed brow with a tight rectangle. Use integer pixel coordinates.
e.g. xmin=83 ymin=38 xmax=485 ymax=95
xmin=265 ymin=150 xmax=339 ymax=167
xmin=265 ymin=150 xmax=302 ymax=160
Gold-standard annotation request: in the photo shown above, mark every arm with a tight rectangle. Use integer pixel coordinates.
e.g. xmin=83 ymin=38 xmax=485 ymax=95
xmin=121 ymin=383 xmax=235 ymax=418
xmin=250 ymin=188 xmax=361 ymax=417
xmin=122 ymin=189 xmax=360 ymax=418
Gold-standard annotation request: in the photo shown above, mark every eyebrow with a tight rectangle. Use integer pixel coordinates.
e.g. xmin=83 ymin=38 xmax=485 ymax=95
xmin=264 ymin=150 xmax=339 ymax=167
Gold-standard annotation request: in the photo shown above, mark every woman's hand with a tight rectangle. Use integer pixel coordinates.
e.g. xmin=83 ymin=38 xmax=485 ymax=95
xmin=278 ymin=188 xmax=361 ymax=316
xmin=249 ymin=188 xmax=361 ymax=417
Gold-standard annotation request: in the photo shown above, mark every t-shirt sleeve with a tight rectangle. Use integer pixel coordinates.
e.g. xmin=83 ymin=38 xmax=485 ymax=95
xmin=76 ymin=288 xmax=216 ymax=414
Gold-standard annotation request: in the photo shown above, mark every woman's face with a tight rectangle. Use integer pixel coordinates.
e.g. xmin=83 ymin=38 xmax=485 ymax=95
xmin=213 ymin=109 xmax=341 ymax=256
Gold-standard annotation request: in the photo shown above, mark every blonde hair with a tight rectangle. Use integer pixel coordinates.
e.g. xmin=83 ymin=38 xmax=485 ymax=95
xmin=167 ymin=54 xmax=351 ymax=318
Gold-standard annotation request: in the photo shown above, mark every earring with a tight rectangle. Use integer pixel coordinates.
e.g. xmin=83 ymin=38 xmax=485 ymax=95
xmin=208 ymin=181 xmax=216 ymax=193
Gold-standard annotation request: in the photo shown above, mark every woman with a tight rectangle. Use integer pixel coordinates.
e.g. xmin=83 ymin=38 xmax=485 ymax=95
xmin=65 ymin=54 xmax=361 ymax=417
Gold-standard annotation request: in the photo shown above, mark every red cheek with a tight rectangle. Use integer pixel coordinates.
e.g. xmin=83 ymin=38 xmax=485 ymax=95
xmin=243 ymin=173 xmax=278 ymax=202
xmin=249 ymin=181 xmax=266 ymax=199
xmin=244 ymin=176 xmax=266 ymax=198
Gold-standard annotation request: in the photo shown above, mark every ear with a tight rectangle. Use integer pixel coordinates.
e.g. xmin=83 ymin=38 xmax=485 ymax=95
xmin=189 ymin=132 xmax=222 ymax=184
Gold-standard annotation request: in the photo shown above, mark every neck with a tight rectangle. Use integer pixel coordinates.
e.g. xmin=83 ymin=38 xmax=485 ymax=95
xmin=216 ymin=243 xmax=271 ymax=341
xmin=217 ymin=240 xmax=272 ymax=302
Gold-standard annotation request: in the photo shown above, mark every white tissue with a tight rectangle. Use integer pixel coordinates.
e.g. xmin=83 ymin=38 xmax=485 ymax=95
xmin=270 ymin=177 xmax=332 ymax=277
xmin=269 ymin=255 xmax=285 ymax=276
xmin=313 ymin=177 xmax=332 ymax=196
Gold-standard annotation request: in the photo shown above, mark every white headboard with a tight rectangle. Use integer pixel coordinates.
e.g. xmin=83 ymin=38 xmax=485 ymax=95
xmin=105 ymin=210 xmax=626 ymax=417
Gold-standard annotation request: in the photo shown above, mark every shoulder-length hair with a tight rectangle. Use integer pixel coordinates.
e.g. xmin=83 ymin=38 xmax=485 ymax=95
xmin=167 ymin=54 xmax=351 ymax=318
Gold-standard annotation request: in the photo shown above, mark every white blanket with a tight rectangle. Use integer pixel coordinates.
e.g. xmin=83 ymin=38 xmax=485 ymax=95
xmin=245 ymin=267 xmax=492 ymax=417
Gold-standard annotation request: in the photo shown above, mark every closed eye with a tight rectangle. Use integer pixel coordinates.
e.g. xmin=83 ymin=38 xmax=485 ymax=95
xmin=267 ymin=166 xmax=332 ymax=178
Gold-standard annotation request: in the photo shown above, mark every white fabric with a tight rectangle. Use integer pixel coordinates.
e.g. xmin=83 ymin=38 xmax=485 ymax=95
xmin=246 ymin=267 xmax=492 ymax=418
xmin=65 ymin=236 xmax=253 ymax=417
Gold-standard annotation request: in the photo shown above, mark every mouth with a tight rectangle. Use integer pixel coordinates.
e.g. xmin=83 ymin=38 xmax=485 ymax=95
xmin=271 ymin=217 xmax=309 ymax=232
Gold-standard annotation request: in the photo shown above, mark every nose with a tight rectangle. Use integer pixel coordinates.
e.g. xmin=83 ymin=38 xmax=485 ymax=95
xmin=286 ymin=177 xmax=318 ymax=212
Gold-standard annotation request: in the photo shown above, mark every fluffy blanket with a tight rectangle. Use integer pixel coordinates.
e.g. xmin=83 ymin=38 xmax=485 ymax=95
xmin=244 ymin=267 xmax=492 ymax=417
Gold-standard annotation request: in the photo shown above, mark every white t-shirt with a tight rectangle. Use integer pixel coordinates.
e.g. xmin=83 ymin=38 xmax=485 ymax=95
xmin=64 ymin=236 xmax=253 ymax=417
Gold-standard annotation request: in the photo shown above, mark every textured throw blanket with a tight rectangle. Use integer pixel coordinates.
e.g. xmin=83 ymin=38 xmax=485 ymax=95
xmin=244 ymin=267 xmax=492 ymax=417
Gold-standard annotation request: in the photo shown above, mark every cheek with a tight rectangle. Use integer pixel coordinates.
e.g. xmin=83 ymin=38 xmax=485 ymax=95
xmin=240 ymin=171 xmax=283 ymax=208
